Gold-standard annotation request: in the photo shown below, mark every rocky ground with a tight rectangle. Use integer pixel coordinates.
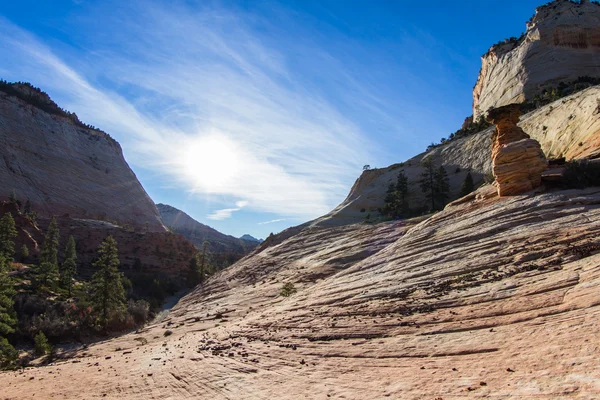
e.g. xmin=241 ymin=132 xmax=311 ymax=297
xmin=2 ymin=185 xmax=599 ymax=399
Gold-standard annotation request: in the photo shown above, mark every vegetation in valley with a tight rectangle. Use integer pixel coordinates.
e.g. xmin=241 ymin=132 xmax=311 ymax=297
xmin=0 ymin=192 xmax=222 ymax=369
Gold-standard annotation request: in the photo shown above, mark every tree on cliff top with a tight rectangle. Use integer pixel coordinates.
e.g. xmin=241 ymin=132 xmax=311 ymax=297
xmin=89 ymin=236 xmax=125 ymax=330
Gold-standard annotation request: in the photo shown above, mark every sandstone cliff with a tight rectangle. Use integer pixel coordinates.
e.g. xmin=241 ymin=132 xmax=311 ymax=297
xmin=314 ymin=85 xmax=600 ymax=227
xmin=0 ymin=82 xmax=198 ymax=279
xmin=157 ymin=204 xmax=258 ymax=261
xmin=0 ymin=82 xmax=164 ymax=231
xmin=473 ymin=0 xmax=600 ymax=119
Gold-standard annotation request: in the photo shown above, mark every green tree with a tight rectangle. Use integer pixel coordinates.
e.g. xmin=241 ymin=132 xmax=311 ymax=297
xmin=7 ymin=190 xmax=16 ymax=204
xmin=460 ymin=172 xmax=475 ymax=197
xmin=433 ymin=166 xmax=450 ymax=209
xmin=35 ymin=217 xmax=60 ymax=288
xmin=419 ymin=160 xmax=450 ymax=212
xmin=187 ymin=254 xmax=200 ymax=287
xmin=34 ymin=331 xmax=52 ymax=356
xmin=60 ymin=236 xmax=77 ymax=296
xmin=24 ymin=199 xmax=32 ymax=215
xmin=0 ymin=254 xmax=17 ymax=368
xmin=199 ymin=241 xmax=212 ymax=282
xmin=20 ymin=244 xmax=29 ymax=263
xmin=395 ymin=171 xmax=410 ymax=216
xmin=419 ymin=157 xmax=437 ymax=212
xmin=89 ymin=236 xmax=125 ymax=330
xmin=0 ymin=213 xmax=18 ymax=260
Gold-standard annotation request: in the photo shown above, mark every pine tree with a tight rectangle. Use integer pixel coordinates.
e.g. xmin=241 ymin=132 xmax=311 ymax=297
xmin=419 ymin=158 xmax=436 ymax=212
xmin=433 ymin=166 xmax=450 ymax=209
xmin=24 ymin=199 xmax=31 ymax=215
xmin=187 ymin=254 xmax=200 ymax=287
xmin=61 ymin=236 xmax=77 ymax=296
xmin=20 ymin=245 xmax=29 ymax=263
xmin=395 ymin=171 xmax=410 ymax=216
xmin=199 ymin=241 xmax=210 ymax=282
xmin=382 ymin=183 xmax=396 ymax=216
xmin=460 ymin=172 xmax=475 ymax=197
xmin=0 ymin=254 xmax=17 ymax=368
xmin=0 ymin=213 xmax=18 ymax=260
xmin=35 ymin=217 xmax=60 ymax=288
xmin=90 ymin=236 xmax=125 ymax=330
xmin=7 ymin=190 xmax=16 ymax=204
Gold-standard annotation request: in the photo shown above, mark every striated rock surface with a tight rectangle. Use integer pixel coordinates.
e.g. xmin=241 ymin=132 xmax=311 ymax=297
xmin=2 ymin=187 xmax=600 ymax=398
xmin=473 ymin=0 xmax=600 ymax=119
xmin=0 ymin=83 xmax=164 ymax=231
xmin=487 ymin=104 xmax=547 ymax=196
xmin=157 ymin=204 xmax=258 ymax=261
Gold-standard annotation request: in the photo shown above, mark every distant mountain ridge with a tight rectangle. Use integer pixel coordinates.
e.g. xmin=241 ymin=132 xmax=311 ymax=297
xmin=157 ymin=203 xmax=259 ymax=263
xmin=240 ymin=234 xmax=263 ymax=243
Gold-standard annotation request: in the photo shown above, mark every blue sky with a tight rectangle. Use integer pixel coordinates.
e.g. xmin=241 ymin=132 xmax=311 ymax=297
xmin=0 ymin=0 xmax=542 ymax=239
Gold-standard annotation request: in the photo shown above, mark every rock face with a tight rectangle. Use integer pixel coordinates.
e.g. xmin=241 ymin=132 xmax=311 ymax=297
xmin=157 ymin=204 xmax=258 ymax=261
xmin=315 ymin=86 xmax=600 ymax=227
xmin=0 ymin=83 xmax=197 ymax=278
xmin=0 ymin=83 xmax=164 ymax=231
xmin=473 ymin=0 xmax=600 ymax=119
xmin=2 ymin=186 xmax=600 ymax=398
xmin=487 ymin=104 xmax=547 ymax=196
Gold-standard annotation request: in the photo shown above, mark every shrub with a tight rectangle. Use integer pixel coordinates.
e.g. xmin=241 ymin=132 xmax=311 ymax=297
xmin=563 ymin=160 xmax=600 ymax=189
xmin=127 ymin=299 xmax=150 ymax=326
xmin=34 ymin=332 xmax=52 ymax=356
xmin=164 ymin=330 xmax=173 ymax=337
xmin=279 ymin=282 xmax=297 ymax=297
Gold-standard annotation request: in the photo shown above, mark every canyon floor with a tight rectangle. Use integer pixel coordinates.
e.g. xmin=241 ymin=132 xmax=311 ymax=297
xmin=2 ymin=185 xmax=600 ymax=399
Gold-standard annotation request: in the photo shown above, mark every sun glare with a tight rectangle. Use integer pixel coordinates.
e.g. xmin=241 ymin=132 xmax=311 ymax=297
xmin=182 ymin=135 xmax=240 ymax=190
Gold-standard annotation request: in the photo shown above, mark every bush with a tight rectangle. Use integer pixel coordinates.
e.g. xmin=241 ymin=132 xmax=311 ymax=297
xmin=34 ymin=332 xmax=52 ymax=356
xmin=164 ymin=330 xmax=173 ymax=337
xmin=127 ymin=299 xmax=150 ymax=326
xmin=0 ymin=337 xmax=18 ymax=369
xmin=563 ymin=160 xmax=600 ymax=189
xmin=279 ymin=282 xmax=297 ymax=297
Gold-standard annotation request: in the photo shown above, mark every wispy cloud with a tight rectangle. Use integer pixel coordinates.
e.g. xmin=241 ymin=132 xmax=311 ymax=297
xmin=0 ymin=2 xmax=392 ymax=221
xmin=207 ymin=200 xmax=249 ymax=221
xmin=258 ymin=218 xmax=289 ymax=225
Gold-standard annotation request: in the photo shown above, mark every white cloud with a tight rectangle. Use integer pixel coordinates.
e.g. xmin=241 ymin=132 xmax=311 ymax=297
xmin=0 ymin=3 xmax=386 ymax=221
xmin=258 ymin=218 xmax=288 ymax=225
xmin=207 ymin=200 xmax=248 ymax=220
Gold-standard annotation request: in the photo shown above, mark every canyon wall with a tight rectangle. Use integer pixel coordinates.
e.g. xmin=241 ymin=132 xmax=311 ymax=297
xmin=0 ymin=83 xmax=164 ymax=232
xmin=313 ymin=85 xmax=600 ymax=227
xmin=473 ymin=0 xmax=600 ymax=119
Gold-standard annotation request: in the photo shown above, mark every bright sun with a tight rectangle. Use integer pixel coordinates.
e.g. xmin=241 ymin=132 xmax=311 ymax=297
xmin=182 ymin=135 xmax=240 ymax=190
